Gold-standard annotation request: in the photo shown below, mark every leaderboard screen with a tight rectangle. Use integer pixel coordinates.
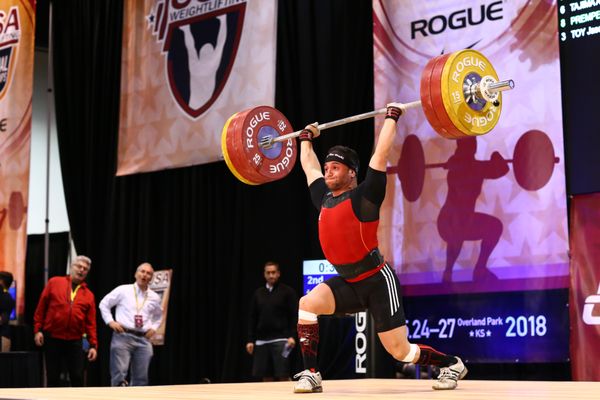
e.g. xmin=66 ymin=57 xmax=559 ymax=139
xmin=303 ymin=259 xmax=569 ymax=362
xmin=559 ymin=0 xmax=600 ymax=194
xmin=303 ymin=259 xmax=337 ymax=295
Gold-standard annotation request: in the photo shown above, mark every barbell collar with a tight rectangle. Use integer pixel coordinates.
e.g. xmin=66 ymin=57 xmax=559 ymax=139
xmin=487 ymin=79 xmax=515 ymax=92
xmin=259 ymin=100 xmax=422 ymax=149
xmin=465 ymin=78 xmax=515 ymax=104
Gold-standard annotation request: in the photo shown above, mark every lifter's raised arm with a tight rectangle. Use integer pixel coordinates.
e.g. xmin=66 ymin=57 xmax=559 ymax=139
xmin=369 ymin=104 xmax=402 ymax=172
xmin=299 ymin=124 xmax=324 ymax=186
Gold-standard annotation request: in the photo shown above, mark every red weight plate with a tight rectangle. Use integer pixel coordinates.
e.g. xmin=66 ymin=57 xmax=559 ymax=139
xmin=227 ymin=109 xmax=264 ymax=184
xmin=429 ymin=53 xmax=467 ymax=139
xmin=420 ymin=55 xmax=448 ymax=138
xmin=228 ymin=106 xmax=296 ymax=185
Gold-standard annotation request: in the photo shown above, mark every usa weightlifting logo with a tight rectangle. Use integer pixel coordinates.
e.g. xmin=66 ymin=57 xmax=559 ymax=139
xmin=0 ymin=6 xmax=20 ymax=100
xmin=582 ymin=283 xmax=600 ymax=325
xmin=146 ymin=0 xmax=246 ymax=118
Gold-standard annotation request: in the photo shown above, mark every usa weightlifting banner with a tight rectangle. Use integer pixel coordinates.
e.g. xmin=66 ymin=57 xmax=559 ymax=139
xmin=117 ymin=0 xmax=277 ymax=175
xmin=374 ymin=0 xmax=569 ymax=296
xmin=0 ymin=0 xmax=35 ymax=320
xmin=148 ymin=269 xmax=173 ymax=346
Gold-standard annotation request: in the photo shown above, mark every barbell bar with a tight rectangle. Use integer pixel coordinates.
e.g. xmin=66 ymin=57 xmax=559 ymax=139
xmin=386 ymin=130 xmax=560 ymax=202
xmin=259 ymin=77 xmax=513 ymax=149
xmin=222 ymin=49 xmax=515 ymax=185
xmin=258 ymin=101 xmax=422 ymax=149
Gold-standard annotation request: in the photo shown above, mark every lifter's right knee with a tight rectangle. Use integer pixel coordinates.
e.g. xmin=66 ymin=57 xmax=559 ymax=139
xmin=298 ymin=283 xmax=336 ymax=317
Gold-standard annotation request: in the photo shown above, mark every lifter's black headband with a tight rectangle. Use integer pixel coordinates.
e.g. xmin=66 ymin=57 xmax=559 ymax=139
xmin=325 ymin=146 xmax=359 ymax=172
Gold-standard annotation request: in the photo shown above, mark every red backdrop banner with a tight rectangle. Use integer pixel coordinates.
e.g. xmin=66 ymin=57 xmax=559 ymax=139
xmin=569 ymin=193 xmax=600 ymax=381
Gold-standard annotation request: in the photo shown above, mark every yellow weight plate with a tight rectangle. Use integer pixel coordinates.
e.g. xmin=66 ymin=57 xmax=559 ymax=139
xmin=440 ymin=50 xmax=502 ymax=136
xmin=221 ymin=112 xmax=259 ymax=185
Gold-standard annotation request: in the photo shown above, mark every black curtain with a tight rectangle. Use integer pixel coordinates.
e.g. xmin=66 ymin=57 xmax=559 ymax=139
xmin=18 ymin=232 xmax=70 ymax=353
xmin=51 ymin=0 xmax=374 ymax=386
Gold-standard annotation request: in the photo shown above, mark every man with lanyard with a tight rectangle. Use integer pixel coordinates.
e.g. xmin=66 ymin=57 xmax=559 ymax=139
xmin=292 ymin=104 xmax=466 ymax=393
xmin=33 ymin=255 xmax=98 ymax=386
xmin=99 ymin=262 xmax=163 ymax=386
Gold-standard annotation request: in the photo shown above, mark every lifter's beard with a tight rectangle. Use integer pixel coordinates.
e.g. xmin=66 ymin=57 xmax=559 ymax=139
xmin=325 ymin=177 xmax=354 ymax=193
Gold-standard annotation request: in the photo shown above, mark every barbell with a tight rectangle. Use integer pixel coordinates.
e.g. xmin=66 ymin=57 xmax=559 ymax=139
xmin=221 ymin=49 xmax=515 ymax=185
xmin=386 ymin=130 xmax=560 ymax=202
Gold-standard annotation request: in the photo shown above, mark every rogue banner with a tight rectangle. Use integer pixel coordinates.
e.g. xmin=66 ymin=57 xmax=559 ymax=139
xmin=0 ymin=0 xmax=35 ymax=320
xmin=117 ymin=0 xmax=277 ymax=175
xmin=373 ymin=0 xmax=569 ymax=296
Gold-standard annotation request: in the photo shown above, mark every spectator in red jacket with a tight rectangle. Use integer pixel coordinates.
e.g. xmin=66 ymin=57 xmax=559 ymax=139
xmin=33 ymin=255 xmax=97 ymax=387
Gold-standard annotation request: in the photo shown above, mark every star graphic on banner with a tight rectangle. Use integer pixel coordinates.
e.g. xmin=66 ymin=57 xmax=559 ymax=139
xmin=149 ymin=114 xmax=191 ymax=157
xmin=167 ymin=137 xmax=194 ymax=166
xmin=490 ymin=195 xmax=521 ymax=245
xmin=528 ymin=193 xmax=569 ymax=246
xmin=134 ymin=83 xmax=160 ymax=120
xmin=486 ymin=330 xmax=492 ymax=337
xmin=425 ymin=135 xmax=452 ymax=163
xmin=505 ymin=181 xmax=526 ymax=204
xmin=403 ymin=216 xmax=434 ymax=256
xmin=469 ymin=330 xmax=474 ymax=337
xmin=419 ymin=173 xmax=446 ymax=211
xmin=503 ymin=239 xmax=549 ymax=267
xmin=147 ymin=48 xmax=168 ymax=87
xmin=138 ymin=108 xmax=175 ymax=156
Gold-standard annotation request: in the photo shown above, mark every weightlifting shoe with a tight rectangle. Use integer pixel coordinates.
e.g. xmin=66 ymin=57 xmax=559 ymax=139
xmin=293 ymin=370 xmax=322 ymax=393
xmin=432 ymin=357 xmax=467 ymax=390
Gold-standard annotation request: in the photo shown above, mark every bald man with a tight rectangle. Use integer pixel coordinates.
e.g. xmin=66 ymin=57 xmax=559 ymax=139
xmin=99 ymin=262 xmax=163 ymax=386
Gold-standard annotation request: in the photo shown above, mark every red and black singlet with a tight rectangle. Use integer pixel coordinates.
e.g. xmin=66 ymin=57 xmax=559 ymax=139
xmin=309 ymin=167 xmax=387 ymax=281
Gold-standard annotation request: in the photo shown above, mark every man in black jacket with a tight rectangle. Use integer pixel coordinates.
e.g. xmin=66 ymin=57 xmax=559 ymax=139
xmin=246 ymin=261 xmax=298 ymax=381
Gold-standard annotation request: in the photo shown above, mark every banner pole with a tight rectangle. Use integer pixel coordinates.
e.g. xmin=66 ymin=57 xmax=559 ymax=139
xmin=43 ymin=1 xmax=54 ymax=285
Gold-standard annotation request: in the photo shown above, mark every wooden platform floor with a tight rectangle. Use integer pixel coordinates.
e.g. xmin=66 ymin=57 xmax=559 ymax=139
xmin=0 ymin=379 xmax=598 ymax=400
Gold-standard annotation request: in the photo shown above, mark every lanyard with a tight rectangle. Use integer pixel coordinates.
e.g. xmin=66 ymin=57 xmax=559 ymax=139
xmin=133 ymin=284 xmax=148 ymax=314
xmin=70 ymin=284 xmax=81 ymax=302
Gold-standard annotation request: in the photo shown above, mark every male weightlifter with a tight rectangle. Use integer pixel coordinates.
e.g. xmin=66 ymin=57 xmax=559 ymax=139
xmin=292 ymin=104 xmax=467 ymax=393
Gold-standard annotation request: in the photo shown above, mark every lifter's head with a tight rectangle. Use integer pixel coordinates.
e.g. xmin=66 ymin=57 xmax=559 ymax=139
xmin=324 ymin=145 xmax=360 ymax=193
